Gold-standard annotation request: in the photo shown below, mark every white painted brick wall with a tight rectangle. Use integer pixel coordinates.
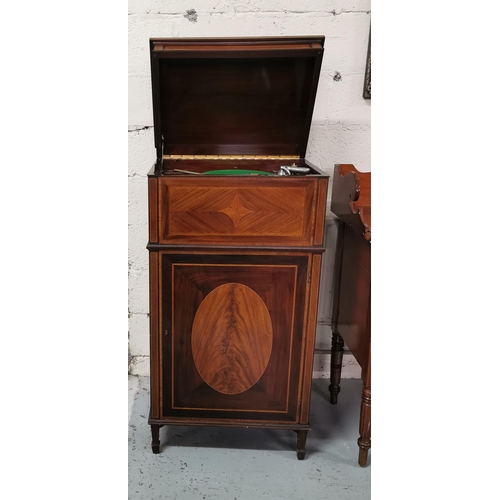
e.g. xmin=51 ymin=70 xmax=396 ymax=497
xmin=128 ymin=0 xmax=370 ymax=378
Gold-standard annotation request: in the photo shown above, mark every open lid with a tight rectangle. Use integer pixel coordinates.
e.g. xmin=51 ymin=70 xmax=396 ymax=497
xmin=150 ymin=36 xmax=324 ymax=162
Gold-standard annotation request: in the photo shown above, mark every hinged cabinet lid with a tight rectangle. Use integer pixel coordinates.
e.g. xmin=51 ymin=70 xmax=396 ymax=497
xmin=150 ymin=36 xmax=324 ymax=162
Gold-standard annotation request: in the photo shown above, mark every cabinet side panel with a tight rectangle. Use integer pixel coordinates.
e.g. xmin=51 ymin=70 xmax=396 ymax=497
xmin=313 ymin=178 xmax=328 ymax=246
xmin=148 ymin=177 xmax=159 ymax=243
xmin=300 ymin=253 xmax=322 ymax=424
xmin=149 ymin=251 xmax=161 ymax=418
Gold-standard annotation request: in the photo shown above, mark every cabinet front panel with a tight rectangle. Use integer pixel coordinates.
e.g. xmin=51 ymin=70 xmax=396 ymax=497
xmin=157 ymin=177 xmax=320 ymax=246
xmin=160 ymin=252 xmax=309 ymax=422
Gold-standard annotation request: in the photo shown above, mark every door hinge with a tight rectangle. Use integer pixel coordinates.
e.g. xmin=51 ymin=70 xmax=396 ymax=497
xmin=164 ymin=329 xmax=169 ymax=337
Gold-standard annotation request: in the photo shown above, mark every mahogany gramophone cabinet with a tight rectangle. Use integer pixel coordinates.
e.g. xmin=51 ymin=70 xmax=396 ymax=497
xmin=146 ymin=36 xmax=328 ymax=459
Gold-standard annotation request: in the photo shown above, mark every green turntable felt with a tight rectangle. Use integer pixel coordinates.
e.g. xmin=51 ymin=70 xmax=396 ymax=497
xmin=204 ymin=169 xmax=273 ymax=176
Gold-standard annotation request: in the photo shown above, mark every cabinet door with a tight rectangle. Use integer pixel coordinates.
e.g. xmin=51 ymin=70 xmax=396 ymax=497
xmin=158 ymin=252 xmax=310 ymax=423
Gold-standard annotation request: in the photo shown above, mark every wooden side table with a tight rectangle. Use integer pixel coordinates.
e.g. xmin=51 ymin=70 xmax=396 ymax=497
xmin=329 ymin=164 xmax=371 ymax=466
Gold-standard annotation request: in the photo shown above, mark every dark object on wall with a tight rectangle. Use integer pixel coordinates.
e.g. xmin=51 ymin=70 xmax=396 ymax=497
xmin=147 ymin=36 xmax=328 ymax=460
xmin=363 ymin=31 xmax=371 ymax=99
xmin=329 ymin=164 xmax=371 ymax=466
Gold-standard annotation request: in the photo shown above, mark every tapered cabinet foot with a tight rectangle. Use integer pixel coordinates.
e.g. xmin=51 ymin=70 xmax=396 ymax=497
xmin=296 ymin=430 xmax=308 ymax=460
xmin=151 ymin=424 xmax=161 ymax=454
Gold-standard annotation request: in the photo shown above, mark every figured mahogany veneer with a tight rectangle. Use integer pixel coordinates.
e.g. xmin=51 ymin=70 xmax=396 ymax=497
xmin=147 ymin=36 xmax=327 ymax=460
xmin=191 ymin=283 xmax=273 ymax=395
xmin=329 ymin=164 xmax=371 ymax=467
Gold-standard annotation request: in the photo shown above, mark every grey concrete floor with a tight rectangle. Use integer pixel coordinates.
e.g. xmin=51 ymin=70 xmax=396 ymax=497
xmin=129 ymin=376 xmax=370 ymax=499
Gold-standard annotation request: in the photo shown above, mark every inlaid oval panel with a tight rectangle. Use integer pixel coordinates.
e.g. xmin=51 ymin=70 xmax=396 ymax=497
xmin=191 ymin=283 xmax=273 ymax=395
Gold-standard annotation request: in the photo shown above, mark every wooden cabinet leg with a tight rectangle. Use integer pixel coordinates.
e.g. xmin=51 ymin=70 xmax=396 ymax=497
xmin=329 ymin=331 xmax=344 ymax=404
xmin=357 ymin=384 xmax=371 ymax=466
xmin=296 ymin=430 xmax=308 ymax=460
xmin=151 ymin=424 xmax=161 ymax=454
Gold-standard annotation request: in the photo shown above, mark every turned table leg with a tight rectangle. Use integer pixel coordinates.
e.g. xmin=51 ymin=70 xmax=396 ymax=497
xmin=151 ymin=424 xmax=161 ymax=454
xmin=357 ymin=356 xmax=371 ymax=467
xmin=329 ymin=331 xmax=344 ymax=404
xmin=296 ymin=430 xmax=308 ymax=460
